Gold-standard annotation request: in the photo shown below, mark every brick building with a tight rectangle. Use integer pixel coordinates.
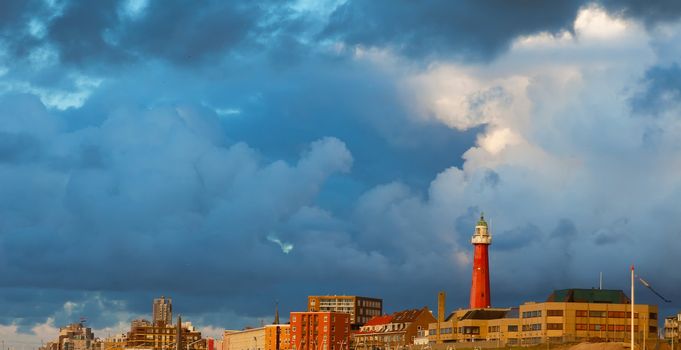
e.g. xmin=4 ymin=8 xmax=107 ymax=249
xmin=353 ymin=307 xmax=436 ymax=350
xmin=290 ymin=312 xmax=350 ymax=350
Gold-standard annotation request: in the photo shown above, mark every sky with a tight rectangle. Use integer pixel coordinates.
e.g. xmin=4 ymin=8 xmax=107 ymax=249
xmin=2 ymin=0 xmax=681 ymax=346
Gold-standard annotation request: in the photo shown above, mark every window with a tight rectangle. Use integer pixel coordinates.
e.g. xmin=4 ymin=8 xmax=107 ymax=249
xmin=650 ymin=313 xmax=658 ymax=320
xmin=522 ymin=310 xmax=542 ymax=318
xmin=576 ymin=324 xmax=587 ymax=331
xmin=324 ymin=316 xmax=328 ymax=322
xmin=292 ymin=327 xmax=296 ymax=332
xmin=650 ymin=326 xmax=657 ymax=333
xmin=575 ymin=310 xmax=588 ymax=317
xmin=547 ymin=310 xmax=563 ymax=317
xmin=589 ymin=311 xmax=606 ymax=318
xmin=507 ymin=325 xmax=518 ymax=332
xmin=546 ymin=323 xmax=563 ymax=330
xmin=588 ymin=324 xmax=605 ymax=331
xmin=429 ymin=329 xmax=437 ymax=336
xmin=608 ymin=311 xmax=626 ymax=318
xmin=462 ymin=327 xmax=480 ymax=334
xmin=521 ymin=324 xmax=541 ymax=331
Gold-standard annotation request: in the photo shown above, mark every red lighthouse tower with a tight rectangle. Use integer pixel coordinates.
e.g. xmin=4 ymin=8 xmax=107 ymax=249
xmin=469 ymin=213 xmax=492 ymax=309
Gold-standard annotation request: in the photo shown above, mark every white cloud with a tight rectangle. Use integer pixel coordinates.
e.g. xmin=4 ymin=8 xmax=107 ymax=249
xmin=574 ymin=5 xmax=629 ymax=40
xmin=342 ymin=4 xmax=681 ymax=298
xmin=0 ymin=319 xmax=58 ymax=348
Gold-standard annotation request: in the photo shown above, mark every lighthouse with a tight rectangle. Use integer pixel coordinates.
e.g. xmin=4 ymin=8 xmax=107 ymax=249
xmin=469 ymin=213 xmax=492 ymax=309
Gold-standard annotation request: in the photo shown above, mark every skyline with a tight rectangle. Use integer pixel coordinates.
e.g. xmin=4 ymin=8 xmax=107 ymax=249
xmin=2 ymin=0 xmax=681 ymax=347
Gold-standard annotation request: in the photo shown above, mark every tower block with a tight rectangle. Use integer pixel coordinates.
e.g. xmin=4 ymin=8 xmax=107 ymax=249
xmin=470 ymin=214 xmax=492 ymax=309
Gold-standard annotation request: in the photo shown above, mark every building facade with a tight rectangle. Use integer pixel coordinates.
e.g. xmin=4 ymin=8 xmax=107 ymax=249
xmin=126 ymin=316 xmax=204 ymax=350
xmin=665 ymin=314 xmax=680 ymax=342
xmin=153 ymin=296 xmax=173 ymax=326
xmin=40 ymin=322 xmax=101 ymax=350
xmin=353 ymin=307 xmax=436 ymax=350
xmin=428 ymin=289 xmax=659 ymax=346
xmin=290 ymin=312 xmax=351 ymax=350
xmin=307 ymin=296 xmax=382 ymax=326
xmin=223 ymin=328 xmax=266 ymax=350
xmin=223 ymin=325 xmax=290 ymax=350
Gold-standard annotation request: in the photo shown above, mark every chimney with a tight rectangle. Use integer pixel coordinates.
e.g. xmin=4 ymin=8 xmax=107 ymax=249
xmin=436 ymin=291 xmax=446 ymax=344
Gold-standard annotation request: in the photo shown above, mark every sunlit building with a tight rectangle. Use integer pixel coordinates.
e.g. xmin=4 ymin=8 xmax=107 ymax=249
xmin=290 ymin=312 xmax=351 ymax=350
xmin=308 ymin=296 xmax=382 ymax=326
xmin=353 ymin=307 xmax=436 ymax=350
xmin=40 ymin=322 xmax=101 ymax=350
xmin=428 ymin=289 xmax=659 ymax=346
xmin=153 ymin=296 xmax=173 ymax=326
xmin=125 ymin=316 xmax=204 ymax=350
xmin=665 ymin=313 xmax=680 ymax=342
xmin=223 ymin=325 xmax=290 ymax=350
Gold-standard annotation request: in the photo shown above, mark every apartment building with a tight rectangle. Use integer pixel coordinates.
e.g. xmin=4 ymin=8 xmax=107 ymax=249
xmin=40 ymin=322 xmax=101 ymax=350
xmin=353 ymin=307 xmax=436 ymax=350
xmin=153 ymin=296 xmax=173 ymax=326
xmin=307 ymin=296 xmax=383 ymax=326
xmin=126 ymin=317 xmax=204 ymax=350
xmin=665 ymin=313 xmax=680 ymax=342
xmin=290 ymin=312 xmax=351 ymax=350
xmin=428 ymin=289 xmax=659 ymax=345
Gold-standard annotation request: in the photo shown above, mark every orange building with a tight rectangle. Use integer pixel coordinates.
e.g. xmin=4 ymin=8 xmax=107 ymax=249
xmin=290 ymin=312 xmax=350 ymax=350
xmin=265 ymin=325 xmax=291 ymax=350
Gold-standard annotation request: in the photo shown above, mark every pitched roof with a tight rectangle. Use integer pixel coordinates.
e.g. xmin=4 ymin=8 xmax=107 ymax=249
xmin=459 ymin=309 xmax=512 ymax=320
xmin=364 ymin=315 xmax=393 ymax=326
xmin=546 ymin=289 xmax=630 ymax=304
xmin=391 ymin=308 xmax=427 ymax=323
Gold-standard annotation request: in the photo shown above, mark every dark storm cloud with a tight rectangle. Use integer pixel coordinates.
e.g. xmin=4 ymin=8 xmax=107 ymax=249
xmin=1 ymin=0 xmax=291 ymax=66
xmin=3 ymin=0 xmax=681 ymax=340
xmin=115 ymin=1 xmax=268 ymax=65
xmin=3 ymin=0 xmax=680 ymax=70
xmin=599 ymin=0 xmax=681 ymax=25
xmin=322 ymin=0 xmax=586 ymax=61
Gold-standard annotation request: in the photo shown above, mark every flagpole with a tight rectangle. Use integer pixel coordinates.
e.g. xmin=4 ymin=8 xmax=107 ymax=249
xmin=631 ymin=265 xmax=635 ymax=350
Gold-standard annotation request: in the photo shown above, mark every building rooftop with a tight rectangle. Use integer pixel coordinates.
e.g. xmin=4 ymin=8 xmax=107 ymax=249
xmin=392 ymin=307 xmax=427 ymax=323
xmin=457 ymin=308 xmax=513 ymax=321
xmin=364 ymin=315 xmax=393 ymax=326
xmin=546 ymin=289 xmax=630 ymax=304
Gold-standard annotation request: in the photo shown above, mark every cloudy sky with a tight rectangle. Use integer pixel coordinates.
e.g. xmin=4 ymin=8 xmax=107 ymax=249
xmin=2 ymin=0 xmax=681 ymax=346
